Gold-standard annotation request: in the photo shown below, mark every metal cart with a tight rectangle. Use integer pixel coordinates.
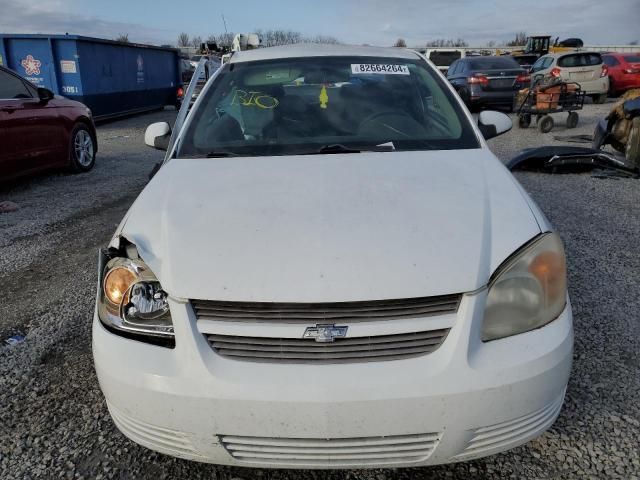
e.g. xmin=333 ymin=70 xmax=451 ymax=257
xmin=516 ymin=82 xmax=586 ymax=133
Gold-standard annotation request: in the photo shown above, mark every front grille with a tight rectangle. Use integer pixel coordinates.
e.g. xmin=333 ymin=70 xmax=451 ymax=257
xmin=206 ymin=329 xmax=449 ymax=363
xmin=192 ymin=294 xmax=461 ymax=323
xmin=219 ymin=432 xmax=441 ymax=466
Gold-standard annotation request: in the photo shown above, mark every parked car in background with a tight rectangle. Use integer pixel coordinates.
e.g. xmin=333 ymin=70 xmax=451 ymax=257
xmin=602 ymin=53 xmax=640 ymax=96
xmin=0 ymin=66 xmax=97 ymax=181
xmin=512 ymin=54 xmax=540 ymax=71
xmin=426 ymin=48 xmax=464 ymax=74
xmin=530 ymin=52 xmax=609 ymax=103
xmin=189 ymin=55 xmax=204 ymax=69
xmin=94 ymin=44 xmax=572 ymax=469
xmin=447 ymin=56 xmax=529 ymax=110
xmin=180 ymin=58 xmax=196 ymax=84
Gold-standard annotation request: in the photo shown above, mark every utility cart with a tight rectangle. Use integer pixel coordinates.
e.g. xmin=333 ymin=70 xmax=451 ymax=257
xmin=516 ymin=82 xmax=586 ymax=133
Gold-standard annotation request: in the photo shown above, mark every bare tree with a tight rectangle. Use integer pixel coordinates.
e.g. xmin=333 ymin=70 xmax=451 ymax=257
xmin=177 ymin=32 xmax=190 ymax=48
xmin=506 ymin=32 xmax=527 ymax=47
xmin=208 ymin=32 xmax=235 ymax=47
xmin=203 ymin=30 xmax=340 ymax=49
xmin=307 ymin=35 xmax=340 ymax=45
xmin=191 ymin=36 xmax=203 ymax=49
xmin=254 ymin=29 xmax=303 ymax=47
xmin=487 ymin=40 xmax=496 ymax=48
xmin=394 ymin=38 xmax=407 ymax=48
xmin=115 ymin=33 xmax=129 ymax=43
xmin=630 ymin=40 xmax=639 ymax=45
xmin=426 ymin=38 xmax=468 ymax=47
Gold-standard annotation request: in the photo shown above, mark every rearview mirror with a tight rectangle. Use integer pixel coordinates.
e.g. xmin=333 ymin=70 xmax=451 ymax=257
xmin=144 ymin=122 xmax=171 ymax=151
xmin=478 ymin=111 xmax=512 ymax=140
xmin=37 ymin=88 xmax=54 ymax=102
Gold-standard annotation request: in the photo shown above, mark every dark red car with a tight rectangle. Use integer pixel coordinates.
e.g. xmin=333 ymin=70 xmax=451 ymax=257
xmin=0 ymin=65 xmax=97 ymax=182
xmin=602 ymin=53 xmax=640 ymax=96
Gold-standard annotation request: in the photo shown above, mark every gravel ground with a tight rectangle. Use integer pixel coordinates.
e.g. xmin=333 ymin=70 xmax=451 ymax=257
xmin=1 ymin=99 xmax=639 ymax=480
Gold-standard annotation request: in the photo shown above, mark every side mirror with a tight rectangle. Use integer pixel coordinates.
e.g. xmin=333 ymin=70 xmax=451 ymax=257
xmin=144 ymin=122 xmax=171 ymax=151
xmin=478 ymin=110 xmax=512 ymax=140
xmin=37 ymin=88 xmax=54 ymax=102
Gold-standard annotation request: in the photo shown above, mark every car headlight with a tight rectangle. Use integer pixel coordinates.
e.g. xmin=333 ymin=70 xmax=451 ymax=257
xmin=482 ymin=232 xmax=567 ymax=341
xmin=97 ymin=255 xmax=174 ymax=347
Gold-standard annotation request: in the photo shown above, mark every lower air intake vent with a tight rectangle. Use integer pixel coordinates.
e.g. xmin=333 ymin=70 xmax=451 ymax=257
xmin=219 ymin=432 xmax=441 ymax=466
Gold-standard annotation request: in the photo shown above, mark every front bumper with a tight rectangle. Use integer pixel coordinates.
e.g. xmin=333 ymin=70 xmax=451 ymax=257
xmin=93 ymin=291 xmax=573 ymax=469
xmin=469 ymin=88 xmax=518 ymax=106
xmin=576 ymin=77 xmax=609 ymax=95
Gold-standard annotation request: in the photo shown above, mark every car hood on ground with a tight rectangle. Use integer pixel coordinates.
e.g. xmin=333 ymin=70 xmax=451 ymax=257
xmin=118 ymin=150 xmax=541 ymax=302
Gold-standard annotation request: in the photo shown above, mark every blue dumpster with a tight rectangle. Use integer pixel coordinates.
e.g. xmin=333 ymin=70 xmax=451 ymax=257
xmin=0 ymin=34 xmax=181 ymax=119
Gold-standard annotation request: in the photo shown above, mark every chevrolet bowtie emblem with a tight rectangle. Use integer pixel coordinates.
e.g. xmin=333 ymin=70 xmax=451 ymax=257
xmin=303 ymin=325 xmax=348 ymax=343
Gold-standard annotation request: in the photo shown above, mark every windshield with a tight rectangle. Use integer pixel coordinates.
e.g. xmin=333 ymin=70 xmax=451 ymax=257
xmin=177 ymin=56 xmax=479 ymax=157
xmin=469 ymin=57 xmax=520 ymax=70
xmin=428 ymin=51 xmax=462 ymax=67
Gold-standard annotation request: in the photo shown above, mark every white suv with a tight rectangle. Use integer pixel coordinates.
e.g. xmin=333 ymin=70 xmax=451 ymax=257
xmin=530 ymin=52 xmax=609 ymax=103
xmin=93 ymin=44 xmax=572 ymax=469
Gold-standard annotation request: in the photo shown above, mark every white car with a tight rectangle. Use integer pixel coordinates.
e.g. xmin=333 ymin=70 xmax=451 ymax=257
xmin=93 ymin=44 xmax=573 ymax=469
xmin=530 ymin=52 xmax=610 ymax=103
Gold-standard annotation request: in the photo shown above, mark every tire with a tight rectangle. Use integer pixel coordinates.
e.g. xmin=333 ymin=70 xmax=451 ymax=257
xmin=518 ymin=114 xmax=532 ymax=128
xmin=69 ymin=123 xmax=96 ymax=173
xmin=566 ymin=112 xmax=579 ymax=129
xmin=626 ymin=117 xmax=640 ymax=169
xmin=608 ymin=79 xmax=617 ymax=97
xmin=539 ymin=115 xmax=554 ymax=133
xmin=591 ymin=93 xmax=607 ymax=104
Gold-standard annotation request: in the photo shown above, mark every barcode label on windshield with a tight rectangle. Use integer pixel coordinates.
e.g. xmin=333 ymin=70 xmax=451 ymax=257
xmin=351 ymin=64 xmax=410 ymax=75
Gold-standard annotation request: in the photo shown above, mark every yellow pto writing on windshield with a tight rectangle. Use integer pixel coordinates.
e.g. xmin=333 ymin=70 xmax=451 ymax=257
xmin=231 ymin=90 xmax=280 ymax=109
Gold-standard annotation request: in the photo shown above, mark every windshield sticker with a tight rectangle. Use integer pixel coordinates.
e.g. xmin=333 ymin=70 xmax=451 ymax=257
xmin=351 ymin=64 xmax=410 ymax=75
xmin=319 ymin=85 xmax=329 ymax=109
xmin=231 ymin=90 xmax=279 ymax=109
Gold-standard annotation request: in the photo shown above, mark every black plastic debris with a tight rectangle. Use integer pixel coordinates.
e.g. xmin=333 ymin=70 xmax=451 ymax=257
xmin=507 ymin=146 xmax=639 ymax=178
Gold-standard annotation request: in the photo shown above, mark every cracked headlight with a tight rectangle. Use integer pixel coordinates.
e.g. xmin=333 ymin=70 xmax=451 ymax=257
xmin=98 ymin=255 xmax=174 ymax=347
xmin=482 ymin=233 xmax=567 ymax=342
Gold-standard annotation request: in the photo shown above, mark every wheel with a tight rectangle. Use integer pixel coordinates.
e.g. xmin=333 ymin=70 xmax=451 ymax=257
xmin=518 ymin=114 xmax=531 ymax=128
xmin=566 ymin=112 xmax=579 ymax=129
xmin=626 ymin=117 xmax=640 ymax=169
xmin=538 ymin=115 xmax=554 ymax=133
xmin=69 ymin=123 xmax=96 ymax=172
xmin=591 ymin=93 xmax=607 ymax=104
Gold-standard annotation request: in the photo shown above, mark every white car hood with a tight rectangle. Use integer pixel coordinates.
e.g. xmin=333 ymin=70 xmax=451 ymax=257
xmin=119 ymin=150 xmax=541 ymax=302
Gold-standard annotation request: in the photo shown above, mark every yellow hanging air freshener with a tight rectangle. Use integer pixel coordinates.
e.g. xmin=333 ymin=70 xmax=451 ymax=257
xmin=319 ymin=85 xmax=329 ymax=109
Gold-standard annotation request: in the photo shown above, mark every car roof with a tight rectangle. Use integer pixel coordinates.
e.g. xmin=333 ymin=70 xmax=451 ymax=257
xmin=463 ymin=55 xmax=515 ymax=61
xmin=603 ymin=52 xmax=639 ymax=57
xmin=544 ymin=51 xmax=602 ymax=59
xmin=230 ymin=43 xmax=422 ymax=64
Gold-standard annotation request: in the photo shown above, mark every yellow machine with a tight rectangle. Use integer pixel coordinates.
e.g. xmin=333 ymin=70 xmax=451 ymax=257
xmin=511 ymin=35 xmax=583 ymax=56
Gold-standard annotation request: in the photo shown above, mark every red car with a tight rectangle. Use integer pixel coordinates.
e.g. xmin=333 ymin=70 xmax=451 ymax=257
xmin=603 ymin=53 xmax=640 ymax=96
xmin=0 ymin=65 xmax=97 ymax=182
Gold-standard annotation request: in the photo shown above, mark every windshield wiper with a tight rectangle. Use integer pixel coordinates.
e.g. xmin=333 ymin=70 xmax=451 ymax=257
xmin=314 ymin=143 xmax=395 ymax=155
xmin=204 ymin=151 xmax=238 ymax=158
xmin=316 ymin=144 xmax=362 ymax=154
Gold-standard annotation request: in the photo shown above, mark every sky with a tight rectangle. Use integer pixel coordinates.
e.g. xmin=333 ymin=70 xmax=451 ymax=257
xmin=1 ymin=0 xmax=639 ymax=47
